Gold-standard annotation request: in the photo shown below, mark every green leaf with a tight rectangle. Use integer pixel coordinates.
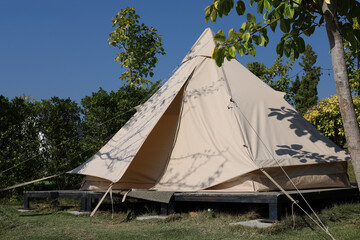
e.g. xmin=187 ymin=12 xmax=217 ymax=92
xmin=276 ymin=41 xmax=284 ymax=57
xmin=263 ymin=11 xmax=268 ymax=20
xmin=295 ymin=37 xmax=305 ymax=53
xmin=250 ymin=0 xmax=255 ymax=7
xmin=290 ymin=48 xmax=296 ymax=61
xmin=272 ymin=0 xmax=281 ymax=7
xmin=223 ymin=0 xmax=234 ymax=15
xmin=292 ymin=0 xmax=302 ymax=9
xmin=294 ymin=47 xmax=299 ymax=59
xmin=257 ymin=0 xmax=264 ymax=13
xmin=280 ymin=19 xmax=290 ymax=33
xmin=226 ymin=51 xmax=232 ymax=61
xmin=229 ymin=46 xmax=237 ymax=58
xmin=216 ymin=1 xmax=224 ymax=18
xmin=284 ymin=5 xmax=294 ymax=19
xmin=235 ymin=0 xmax=246 ymax=15
xmin=344 ymin=30 xmax=358 ymax=49
xmin=246 ymin=13 xmax=256 ymax=24
xmin=212 ymin=45 xmax=219 ymax=59
xmin=214 ymin=0 xmax=220 ymax=10
xmin=210 ymin=8 xmax=217 ymax=22
xmin=228 ymin=28 xmax=235 ymax=38
xmin=237 ymin=45 xmax=246 ymax=56
xmin=242 ymin=32 xmax=251 ymax=42
xmin=275 ymin=2 xmax=285 ymax=15
xmin=245 ymin=42 xmax=256 ymax=56
xmin=253 ymin=35 xmax=263 ymax=46
xmin=215 ymin=47 xmax=225 ymax=67
xmin=252 ymin=35 xmax=258 ymax=45
xmin=205 ymin=6 xmax=211 ymax=23
xmin=284 ymin=41 xmax=292 ymax=58
xmin=214 ymin=30 xmax=226 ymax=42
xmin=259 ymin=35 xmax=266 ymax=46
xmin=264 ymin=0 xmax=272 ymax=12
xmin=241 ymin=22 xmax=249 ymax=31
xmin=270 ymin=20 xmax=277 ymax=32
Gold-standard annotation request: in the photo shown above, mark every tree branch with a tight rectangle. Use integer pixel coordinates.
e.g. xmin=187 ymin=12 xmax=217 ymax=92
xmin=251 ymin=17 xmax=281 ymax=34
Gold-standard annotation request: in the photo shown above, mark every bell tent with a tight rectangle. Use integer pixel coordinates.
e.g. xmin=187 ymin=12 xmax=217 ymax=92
xmin=69 ymin=28 xmax=350 ymax=192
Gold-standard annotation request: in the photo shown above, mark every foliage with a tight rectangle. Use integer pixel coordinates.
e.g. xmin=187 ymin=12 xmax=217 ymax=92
xmin=35 ymin=97 xmax=83 ymax=189
xmin=0 ymin=82 xmax=159 ymax=193
xmin=80 ymin=83 xmax=159 ymax=157
xmin=304 ymin=95 xmax=360 ymax=148
xmin=108 ymin=7 xmax=165 ymax=86
xmin=205 ymin=0 xmax=360 ymax=66
xmin=0 ymin=96 xmax=84 ymax=191
xmin=347 ymin=53 xmax=360 ymax=95
xmin=0 ymin=95 xmax=41 ymax=195
xmin=247 ymin=57 xmax=294 ymax=104
xmin=293 ymin=44 xmax=321 ymax=115
xmin=346 ymin=18 xmax=360 ymax=95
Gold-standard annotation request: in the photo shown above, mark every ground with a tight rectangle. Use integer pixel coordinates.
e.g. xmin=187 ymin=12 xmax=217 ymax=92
xmin=1 ymin=198 xmax=360 ymax=239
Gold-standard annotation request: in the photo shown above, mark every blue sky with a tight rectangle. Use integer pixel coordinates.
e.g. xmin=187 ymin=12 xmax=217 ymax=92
xmin=0 ymin=0 xmax=337 ymax=103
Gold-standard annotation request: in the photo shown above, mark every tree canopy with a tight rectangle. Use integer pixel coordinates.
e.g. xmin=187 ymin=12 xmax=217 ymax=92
xmin=205 ymin=0 xmax=360 ymax=66
xmin=246 ymin=57 xmax=294 ymax=104
xmin=81 ymin=84 xmax=159 ymax=155
xmin=108 ymin=7 xmax=165 ymax=87
xmin=293 ymin=44 xmax=321 ymax=115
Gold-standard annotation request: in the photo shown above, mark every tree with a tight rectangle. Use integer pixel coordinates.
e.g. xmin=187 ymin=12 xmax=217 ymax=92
xmin=81 ymin=83 xmax=159 ymax=157
xmin=205 ymin=0 xmax=360 ymax=190
xmin=293 ymin=44 xmax=321 ymax=115
xmin=247 ymin=57 xmax=294 ymax=104
xmin=107 ymin=7 xmax=165 ymax=87
xmin=246 ymin=61 xmax=267 ymax=78
xmin=35 ymin=97 xmax=83 ymax=189
xmin=0 ymin=95 xmax=41 ymax=195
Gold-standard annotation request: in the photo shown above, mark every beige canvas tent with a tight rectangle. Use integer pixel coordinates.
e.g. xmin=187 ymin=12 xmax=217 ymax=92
xmin=69 ymin=28 xmax=350 ymax=192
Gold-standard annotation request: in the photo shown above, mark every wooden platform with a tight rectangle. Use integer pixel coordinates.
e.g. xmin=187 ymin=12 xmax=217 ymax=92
xmin=24 ymin=186 xmax=359 ymax=221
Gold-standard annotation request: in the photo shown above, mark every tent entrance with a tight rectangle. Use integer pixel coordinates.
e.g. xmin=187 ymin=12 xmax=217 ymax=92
xmin=81 ymin=86 xmax=186 ymax=191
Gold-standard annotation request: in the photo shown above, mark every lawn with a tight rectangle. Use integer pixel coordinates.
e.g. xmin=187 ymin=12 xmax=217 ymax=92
xmin=1 ymin=198 xmax=360 ymax=240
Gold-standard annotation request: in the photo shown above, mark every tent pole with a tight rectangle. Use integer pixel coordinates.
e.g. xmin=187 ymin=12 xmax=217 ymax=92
xmin=90 ymin=183 xmax=114 ymax=218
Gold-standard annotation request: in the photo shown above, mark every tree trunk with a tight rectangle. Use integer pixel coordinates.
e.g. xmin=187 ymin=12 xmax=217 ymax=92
xmin=322 ymin=1 xmax=360 ymax=190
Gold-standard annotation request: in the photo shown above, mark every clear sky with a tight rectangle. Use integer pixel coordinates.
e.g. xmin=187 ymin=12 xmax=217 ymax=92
xmin=0 ymin=0 xmax=337 ymax=104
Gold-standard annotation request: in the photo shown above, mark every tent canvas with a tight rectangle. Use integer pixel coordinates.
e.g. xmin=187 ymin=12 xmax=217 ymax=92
xmin=69 ymin=28 xmax=350 ymax=192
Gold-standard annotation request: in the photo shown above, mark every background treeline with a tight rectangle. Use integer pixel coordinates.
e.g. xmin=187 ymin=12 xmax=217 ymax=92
xmin=1 ymin=7 xmax=166 ymax=197
xmin=0 ymin=84 xmax=158 ymax=196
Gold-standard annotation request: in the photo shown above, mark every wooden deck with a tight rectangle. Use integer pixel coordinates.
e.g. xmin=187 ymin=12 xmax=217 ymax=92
xmin=24 ymin=186 xmax=359 ymax=221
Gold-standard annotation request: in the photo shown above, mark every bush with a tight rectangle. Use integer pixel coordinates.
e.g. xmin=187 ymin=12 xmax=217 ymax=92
xmin=304 ymin=94 xmax=360 ymax=148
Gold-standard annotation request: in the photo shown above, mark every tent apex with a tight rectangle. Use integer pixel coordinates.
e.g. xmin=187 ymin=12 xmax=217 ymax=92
xmin=182 ymin=28 xmax=216 ymax=63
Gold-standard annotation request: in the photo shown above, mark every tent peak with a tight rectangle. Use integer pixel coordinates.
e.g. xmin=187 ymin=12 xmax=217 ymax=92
xmin=182 ymin=28 xmax=216 ymax=63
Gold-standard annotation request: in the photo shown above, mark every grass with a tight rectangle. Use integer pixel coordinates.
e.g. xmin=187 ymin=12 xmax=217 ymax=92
xmin=1 ymin=198 xmax=360 ymax=240
xmin=0 ymin=164 xmax=357 ymax=239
